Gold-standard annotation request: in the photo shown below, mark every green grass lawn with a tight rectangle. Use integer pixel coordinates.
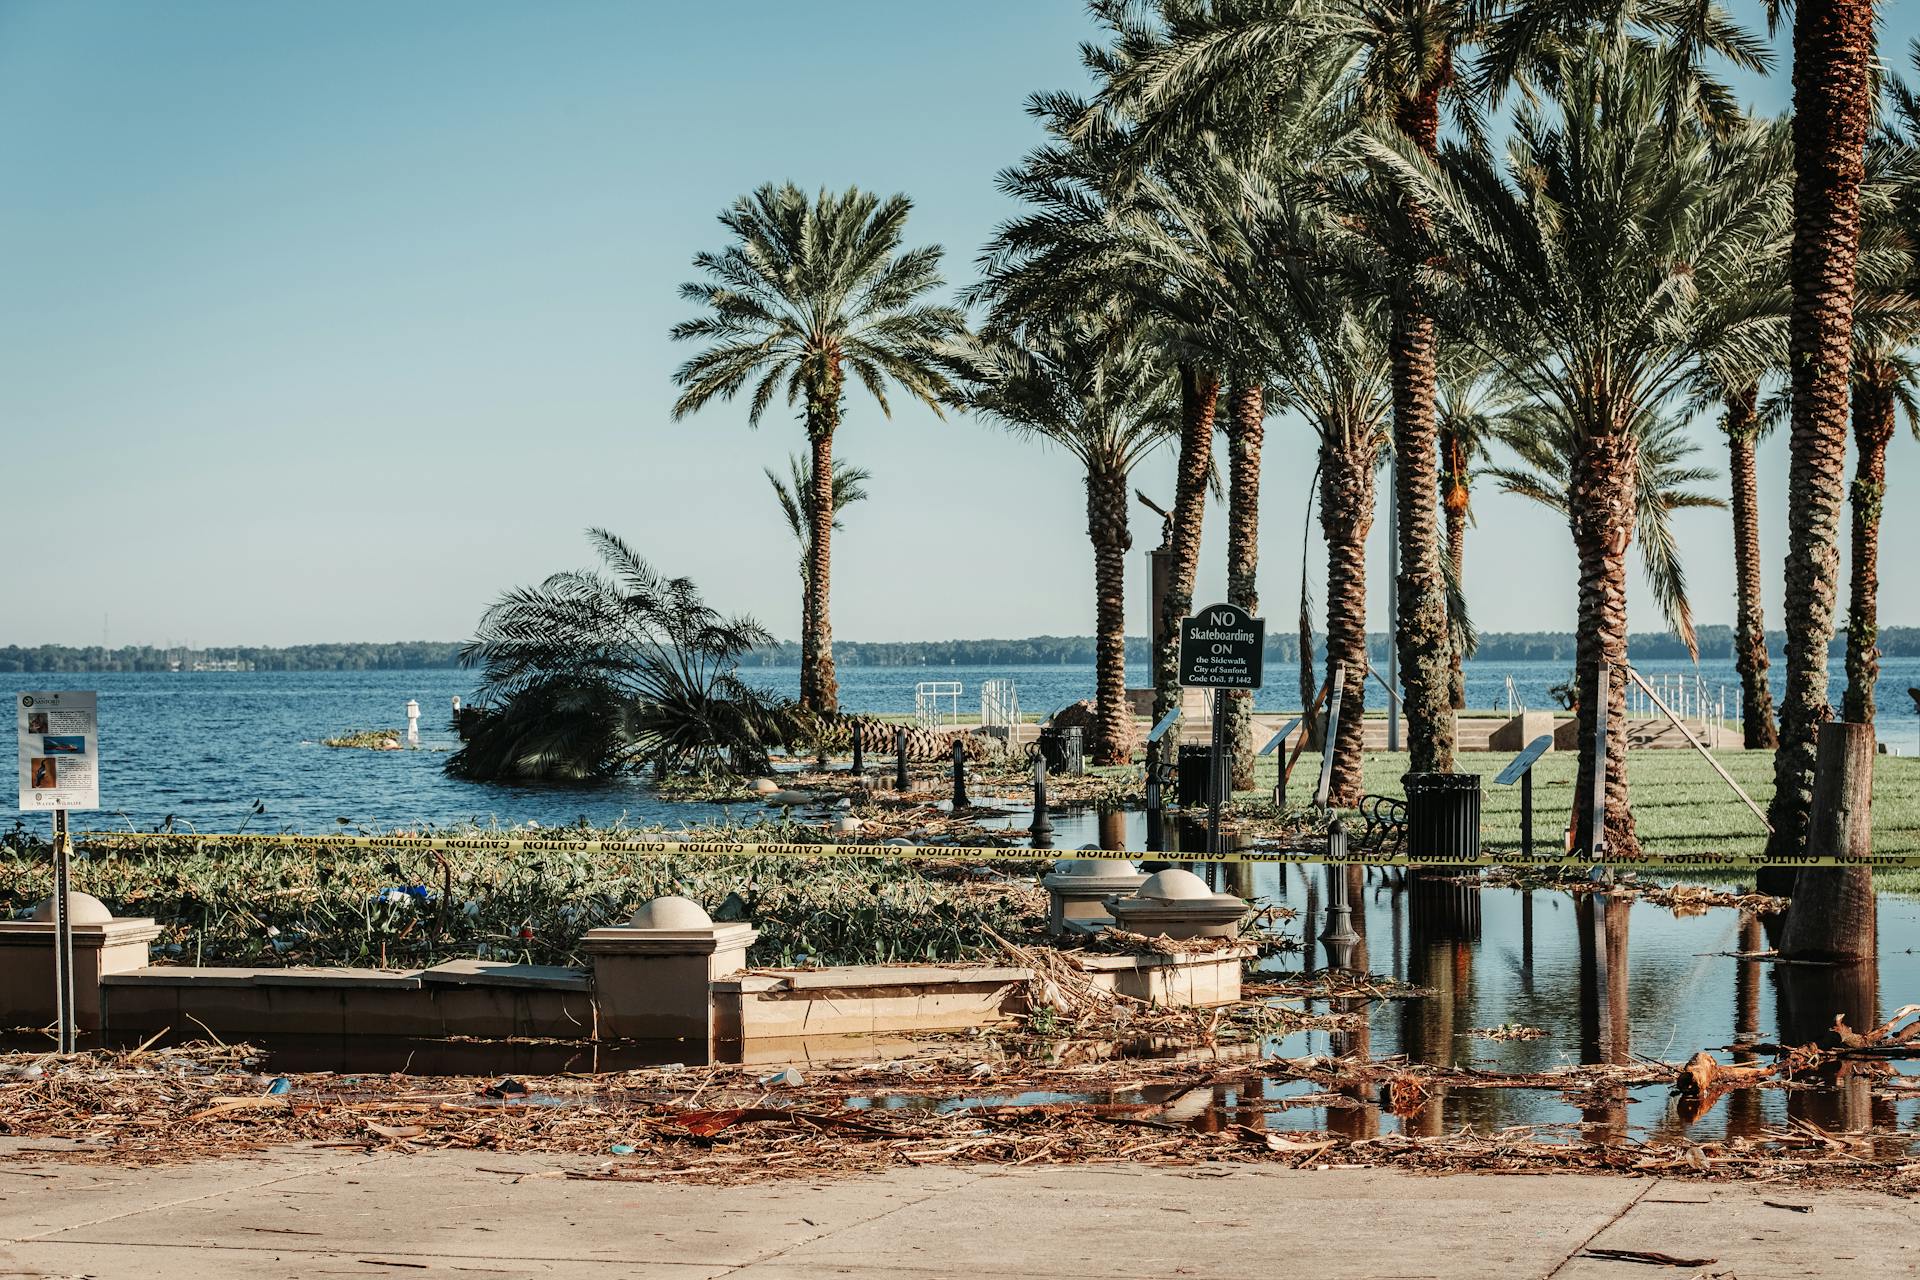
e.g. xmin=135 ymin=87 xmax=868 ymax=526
xmin=1247 ymin=747 xmax=1920 ymax=866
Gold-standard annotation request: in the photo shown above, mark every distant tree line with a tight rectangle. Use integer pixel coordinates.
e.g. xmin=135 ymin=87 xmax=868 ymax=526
xmin=8 ymin=627 xmax=1917 ymax=675
xmin=0 ymin=642 xmax=464 ymax=673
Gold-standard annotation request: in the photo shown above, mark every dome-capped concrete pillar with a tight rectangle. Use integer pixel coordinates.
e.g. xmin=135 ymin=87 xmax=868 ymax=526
xmin=1105 ymin=869 xmax=1247 ymax=940
xmin=1039 ymin=858 xmax=1148 ymax=936
xmin=582 ymin=897 xmax=757 ymax=1054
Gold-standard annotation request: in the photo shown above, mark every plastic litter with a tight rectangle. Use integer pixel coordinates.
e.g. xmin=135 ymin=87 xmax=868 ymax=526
xmin=265 ymin=1077 xmax=291 ymax=1096
xmin=610 ymin=1143 xmax=637 ymax=1155
xmin=758 ymin=1068 xmax=804 ymax=1088
xmin=485 ymin=1077 xmax=530 ymax=1099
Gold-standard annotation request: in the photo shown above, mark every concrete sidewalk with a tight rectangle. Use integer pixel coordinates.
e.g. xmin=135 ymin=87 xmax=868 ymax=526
xmin=0 ymin=1143 xmax=1912 ymax=1279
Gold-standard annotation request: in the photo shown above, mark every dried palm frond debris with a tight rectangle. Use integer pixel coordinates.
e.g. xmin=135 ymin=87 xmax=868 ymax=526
xmin=1470 ymin=868 xmax=1788 ymax=917
xmin=7 ymin=1039 xmax=1917 ymax=1193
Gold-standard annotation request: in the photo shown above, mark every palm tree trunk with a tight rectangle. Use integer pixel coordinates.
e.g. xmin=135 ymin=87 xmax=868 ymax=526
xmin=1844 ymin=377 xmax=1896 ymax=724
xmin=803 ymin=369 xmax=844 ymax=715
xmin=1224 ymin=384 xmax=1263 ymax=789
xmin=1154 ymin=366 xmax=1219 ymax=725
xmin=1443 ymin=454 xmax=1468 ymax=710
xmin=1391 ymin=81 xmax=1456 ymax=776
xmin=1319 ymin=432 xmax=1376 ymax=808
xmin=1765 ymin=0 xmax=1876 ymax=861
xmin=1087 ymin=463 xmax=1134 ymax=766
xmin=1726 ymin=387 xmax=1777 ymax=749
xmin=1568 ymin=429 xmax=1640 ymax=859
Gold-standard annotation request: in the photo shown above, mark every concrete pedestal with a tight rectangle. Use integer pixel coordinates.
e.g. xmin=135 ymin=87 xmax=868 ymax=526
xmin=1105 ymin=869 xmax=1247 ymax=941
xmin=0 ymin=895 xmax=162 ymax=1032
xmin=1041 ymin=859 xmax=1148 ymax=935
xmin=581 ymin=897 xmax=756 ymax=1047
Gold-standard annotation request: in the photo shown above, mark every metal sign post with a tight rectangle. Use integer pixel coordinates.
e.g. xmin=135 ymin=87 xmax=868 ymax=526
xmin=1177 ymin=604 xmax=1266 ymax=864
xmin=52 ymin=809 xmax=75 ymax=1055
xmin=18 ymin=691 xmax=100 ymax=1057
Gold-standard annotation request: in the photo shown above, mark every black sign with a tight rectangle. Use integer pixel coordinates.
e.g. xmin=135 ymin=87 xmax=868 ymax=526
xmin=1178 ymin=602 xmax=1265 ymax=689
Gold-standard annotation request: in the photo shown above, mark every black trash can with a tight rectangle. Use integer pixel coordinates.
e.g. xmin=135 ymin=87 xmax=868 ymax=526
xmin=1401 ymin=772 xmax=1482 ymax=862
xmin=1037 ymin=726 xmax=1085 ymax=775
xmin=1177 ymin=744 xmax=1214 ymax=807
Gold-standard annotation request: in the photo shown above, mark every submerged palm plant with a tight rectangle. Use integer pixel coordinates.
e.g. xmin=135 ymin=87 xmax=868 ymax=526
xmin=448 ymin=530 xmax=792 ymax=782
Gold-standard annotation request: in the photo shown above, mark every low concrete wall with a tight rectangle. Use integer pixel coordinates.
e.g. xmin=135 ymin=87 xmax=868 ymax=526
xmin=101 ymin=962 xmax=593 ymax=1042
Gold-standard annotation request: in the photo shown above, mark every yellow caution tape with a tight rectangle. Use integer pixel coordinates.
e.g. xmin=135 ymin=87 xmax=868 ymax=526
xmin=71 ymin=830 xmax=1906 ymax=869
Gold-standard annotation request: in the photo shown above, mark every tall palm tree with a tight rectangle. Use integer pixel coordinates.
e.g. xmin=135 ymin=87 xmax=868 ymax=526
xmin=1844 ymin=342 xmax=1918 ymax=723
xmin=1488 ymin=408 xmax=1726 ymax=654
xmin=978 ymin=58 xmax=1249 ymax=735
xmin=1761 ymin=0 xmax=1880 ymax=860
xmin=1089 ymin=0 xmax=1765 ymax=778
xmin=1724 ymin=384 xmax=1782 ymax=746
xmin=1363 ymin=41 xmax=1789 ymax=855
xmin=1682 ymin=122 xmax=1793 ymax=750
xmin=671 ymin=184 xmax=963 ymax=714
xmin=1434 ymin=344 xmax=1524 ymax=708
xmin=764 ymin=456 xmax=872 ymax=690
xmin=944 ymin=316 xmax=1177 ymax=764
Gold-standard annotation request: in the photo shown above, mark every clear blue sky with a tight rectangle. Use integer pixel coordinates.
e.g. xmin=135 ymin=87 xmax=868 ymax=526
xmin=2 ymin=0 xmax=1916 ymax=650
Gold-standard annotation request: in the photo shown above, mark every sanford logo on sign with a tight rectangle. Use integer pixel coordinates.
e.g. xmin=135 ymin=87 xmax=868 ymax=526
xmin=1178 ymin=602 xmax=1266 ymax=690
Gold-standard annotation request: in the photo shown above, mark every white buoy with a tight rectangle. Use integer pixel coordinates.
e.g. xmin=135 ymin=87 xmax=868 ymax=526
xmin=406 ymin=699 xmax=420 ymax=747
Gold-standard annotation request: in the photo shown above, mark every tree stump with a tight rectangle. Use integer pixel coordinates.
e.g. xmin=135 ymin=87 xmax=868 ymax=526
xmin=1779 ymin=721 xmax=1876 ymax=961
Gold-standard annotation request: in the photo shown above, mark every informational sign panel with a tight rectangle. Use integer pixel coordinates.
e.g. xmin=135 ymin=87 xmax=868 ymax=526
xmin=1178 ymin=603 xmax=1266 ymax=690
xmin=17 ymin=691 xmax=99 ymax=811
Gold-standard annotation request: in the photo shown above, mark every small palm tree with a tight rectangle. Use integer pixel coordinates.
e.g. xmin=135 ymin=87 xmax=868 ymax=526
xmin=448 ymin=531 xmax=791 ymax=782
xmin=943 ymin=315 xmax=1177 ymax=764
xmin=764 ymin=456 xmax=872 ymax=695
xmin=1362 ymin=38 xmax=1788 ymax=855
xmin=671 ymin=184 xmax=963 ymax=714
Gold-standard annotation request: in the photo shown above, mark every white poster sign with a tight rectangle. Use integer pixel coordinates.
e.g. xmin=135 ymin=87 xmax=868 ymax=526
xmin=17 ymin=691 xmax=99 ymax=812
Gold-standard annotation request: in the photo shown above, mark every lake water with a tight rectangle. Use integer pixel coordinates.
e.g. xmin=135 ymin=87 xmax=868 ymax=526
xmin=10 ymin=658 xmax=1919 ymax=833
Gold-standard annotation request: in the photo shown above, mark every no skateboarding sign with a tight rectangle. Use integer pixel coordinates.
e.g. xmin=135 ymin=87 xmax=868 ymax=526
xmin=1178 ymin=603 xmax=1265 ymax=690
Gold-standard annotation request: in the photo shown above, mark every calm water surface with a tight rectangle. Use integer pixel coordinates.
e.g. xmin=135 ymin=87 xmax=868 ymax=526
xmin=11 ymin=658 xmax=1919 ymax=831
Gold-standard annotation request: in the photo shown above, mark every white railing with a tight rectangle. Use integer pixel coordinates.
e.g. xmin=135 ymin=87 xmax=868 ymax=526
xmin=980 ymin=679 xmax=1020 ymax=732
xmin=915 ymin=681 xmax=963 ymax=729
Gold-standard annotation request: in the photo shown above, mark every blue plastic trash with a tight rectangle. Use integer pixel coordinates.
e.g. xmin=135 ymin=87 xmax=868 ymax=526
xmin=266 ymin=1077 xmax=291 ymax=1096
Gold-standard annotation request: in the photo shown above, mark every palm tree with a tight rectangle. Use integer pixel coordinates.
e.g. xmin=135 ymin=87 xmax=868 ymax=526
xmin=944 ymin=316 xmax=1177 ymax=764
xmin=1723 ymin=384 xmax=1782 ymax=746
xmin=448 ymin=531 xmax=791 ymax=782
xmin=1434 ymin=344 xmax=1524 ymax=708
xmin=1843 ymin=340 xmax=1920 ymax=723
xmin=1761 ymin=0 xmax=1880 ymax=859
xmin=978 ymin=64 xmax=1241 ymax=735
xmin=671 ymin=184 xmax=963 ymax=714
xmin=1682 ymin=123 xmax=1792 ymax=750
xmin=1488 ymin=407 xmax=1726 ymax=653
xmin=1089 ymin=0 xmax=1766 ymax=778
xmin=1363 ymin=41 xmax=1789 ymax=855
xmin=764 ymin=455 xmax=872 ymax=693
xmin=1849 ymin=56 xmax=1920 ymax=726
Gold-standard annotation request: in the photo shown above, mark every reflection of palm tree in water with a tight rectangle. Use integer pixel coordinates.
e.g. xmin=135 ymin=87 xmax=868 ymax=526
xmin=1724 ymin=910 xmax=1767 ymax=1138
xmin=1775 ymin=921 xmax=1881 ymax=1134
xmin=1324 ymin=866 xmax=1378 ymax=1140
xmin=1400 ymin=875 xmax=1482 ymax=1137
xmin=1576 ymin=893 xmax=1632 ymax=1141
